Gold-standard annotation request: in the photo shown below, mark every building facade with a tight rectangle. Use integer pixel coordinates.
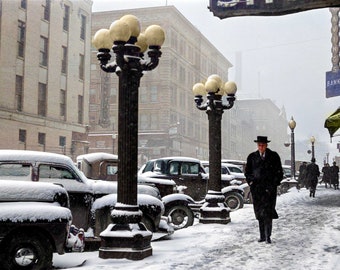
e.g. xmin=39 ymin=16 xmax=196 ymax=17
xmin=235 ymin=99 xmax=290 ymax=161
xmin=0 ymin=0 xmax=92 ymax=158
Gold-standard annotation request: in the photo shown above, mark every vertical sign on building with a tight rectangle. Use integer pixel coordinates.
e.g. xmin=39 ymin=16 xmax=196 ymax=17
xmin=326 ymin=8 xmax=340 ymax=98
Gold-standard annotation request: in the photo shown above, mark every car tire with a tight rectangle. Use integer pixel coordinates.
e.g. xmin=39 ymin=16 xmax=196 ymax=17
xmin=165 ymin=205 xmax=194 ymax=230
xmin=3 ymin=232 xmax=53 ymax=270
xmin=224 ymin=192 xmax=244 ymax=211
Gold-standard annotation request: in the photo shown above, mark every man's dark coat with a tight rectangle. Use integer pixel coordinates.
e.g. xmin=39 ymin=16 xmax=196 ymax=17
xmin=245 ymin=148 xmax=283 ymax=220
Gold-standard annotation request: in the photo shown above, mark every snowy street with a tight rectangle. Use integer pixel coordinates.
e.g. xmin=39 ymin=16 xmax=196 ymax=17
xmin=53 ymin=186 xmax=340 ymax=270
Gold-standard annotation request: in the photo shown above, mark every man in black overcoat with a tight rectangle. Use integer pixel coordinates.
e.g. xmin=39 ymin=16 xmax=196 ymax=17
xmin=245 ymin=136 xmax=283 ymax=244
xmin=306 ymin=158 xmax=320 ymax=197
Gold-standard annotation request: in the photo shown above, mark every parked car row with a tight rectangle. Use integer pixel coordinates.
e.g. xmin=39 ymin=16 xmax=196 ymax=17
xmin=78 ymin=154 xmax=246 ymax=230
xmin=0 ymin=150 xmax=173 ymax=253
xmin=138 ymin=156 xmax=245 ymax=212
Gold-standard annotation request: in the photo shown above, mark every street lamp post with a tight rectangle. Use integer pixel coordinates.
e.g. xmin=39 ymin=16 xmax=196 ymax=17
xmin=288 ymin=117 xmax=296 ymax=179
xmin=192 ymin=75 xmax=237 ymax=224
xmin=92 ymin=15 xmax=164 ymax=260
xmin=310 ymin=136 xmax=316 ymax=160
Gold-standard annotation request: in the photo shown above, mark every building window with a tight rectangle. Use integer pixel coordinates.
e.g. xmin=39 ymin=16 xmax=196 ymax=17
xmin=150 ymin=86 xmax=158 ymax=103
xmin=59 ymin=136 xmax=66 ymax=146
xmin=79 ymin=54 xmax=84 ymax=80
xmin=43 ymin=0 xmax=50 ymax=21
xmin=140 ymin=86 xmax=147 ymax=103
xmin=40 ymin=36 xmax=48 ymax=67
xmin=60 ymin=89 xmax=66 ymax=120
xmin=15 ymin=75 xmax=23 ymax=111
xmin=61 ymin=46 xmax=67 ymax=74
xmin=63 ymin=5 xmax=70 ymax=31
xmin=78 ymin=95 xmax=83 ymax=124
xmin=17 ymin=21 xmax=25 ymax=58
xmin=19 ymin=129 xmax=26 ymax=143
xmin=38 ymin=83 xmax=47 ymax=116
xmin=20 ymin=0 xmax=27 ymax=9
xmin=80 ymin=14 xmax=86 ymax=40
xmin=38 ymin=132 xmax=46 ymax=151
xmin=59 ymin=136 xmax=66 ymax=154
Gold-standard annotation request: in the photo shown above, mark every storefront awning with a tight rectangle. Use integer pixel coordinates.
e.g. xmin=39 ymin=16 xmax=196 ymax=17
xmin=324 ymin=107 xmax=340 ymax=141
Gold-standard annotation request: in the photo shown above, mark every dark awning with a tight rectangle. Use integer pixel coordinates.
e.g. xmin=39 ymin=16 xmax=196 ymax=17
xmin=324 ymin=107 xmax=340 ymax=141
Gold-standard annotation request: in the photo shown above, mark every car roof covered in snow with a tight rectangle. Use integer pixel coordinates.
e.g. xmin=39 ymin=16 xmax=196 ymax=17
xmin=77 ymin=152 xmax=118 ymax=163
xmin=0 ymin=150 xmax=74 ymax=166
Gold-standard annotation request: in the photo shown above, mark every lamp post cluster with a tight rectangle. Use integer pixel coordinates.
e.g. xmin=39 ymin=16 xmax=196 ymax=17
xmin=92 ymin=14 xmax=165 ymax=260
xmin=192 ymin=74 xmax=237 ymax=224
xmin=288 ymin=117 xmax=296 ymax=179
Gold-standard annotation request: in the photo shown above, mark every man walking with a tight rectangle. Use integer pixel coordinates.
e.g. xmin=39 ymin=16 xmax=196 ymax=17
xmin=330 ymin=161 xmax=339 ymax=190
xmin=306 ymin=158 xmax=320 ymax=197
xmin=245 ymin=136 xmax=283 ymax=244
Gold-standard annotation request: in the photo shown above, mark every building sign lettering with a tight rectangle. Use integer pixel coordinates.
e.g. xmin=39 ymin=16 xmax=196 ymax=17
xmin=209 ymin=0 xmax=340 ymax=19
xmin=326 ymin=70 xmax=340 ymax=98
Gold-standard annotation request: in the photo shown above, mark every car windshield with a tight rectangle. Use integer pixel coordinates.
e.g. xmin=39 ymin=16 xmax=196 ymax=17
xmin=143 ymin=161 xmax=156 ymax=173
xmin=227 ymin=166 xmax=243 ymax=173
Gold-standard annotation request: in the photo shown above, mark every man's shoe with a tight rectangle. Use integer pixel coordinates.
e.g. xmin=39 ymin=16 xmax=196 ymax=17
xmin=258 ymin=238 xmax=265 ymax=242
xmin=266 ymin=238 xmax=272 ymax=244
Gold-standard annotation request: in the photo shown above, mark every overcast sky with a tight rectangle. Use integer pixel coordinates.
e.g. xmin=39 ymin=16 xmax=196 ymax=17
xmin=92 ymin=0 xmax=340 ymax=159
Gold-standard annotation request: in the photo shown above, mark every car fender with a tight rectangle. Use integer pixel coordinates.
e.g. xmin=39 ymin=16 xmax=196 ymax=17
xmin=222 ymin=185 xmax=244 ymax=195
xmin=162 ymin=193 xmax=195 ymax=208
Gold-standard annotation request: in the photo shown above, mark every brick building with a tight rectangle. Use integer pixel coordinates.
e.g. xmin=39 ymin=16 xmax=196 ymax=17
xmin=0 ymin=0 xmax=92 ymax=159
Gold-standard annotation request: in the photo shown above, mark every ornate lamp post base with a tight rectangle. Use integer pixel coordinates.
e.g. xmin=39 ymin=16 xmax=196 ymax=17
xmin=99 ymin=223 xmax=152 ymax=260
xmin=99 ymin=206 xmax=152 ymax=260
xmin=199 ymin=191 xmax=230 ymax=224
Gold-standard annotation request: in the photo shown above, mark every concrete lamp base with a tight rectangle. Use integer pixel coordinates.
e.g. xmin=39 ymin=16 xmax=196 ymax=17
xmin=199 ymin=191 xmax=231 ymax=224
xmin=99 ymin=223 xmax=153 ymax=260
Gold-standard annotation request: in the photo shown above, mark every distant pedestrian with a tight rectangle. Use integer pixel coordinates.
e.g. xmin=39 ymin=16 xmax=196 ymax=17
xmin=245 ymin=136 xmax=283 ymax=244
xmin=330 ymin=161 xmax=339 ymax=190
xmin=306 ymin=158 xmax=320 ymax=197
xmin=298 ymin=162 xmax=307 ymax=188
xmin=321 ymin=163 xmax=331 ymax=188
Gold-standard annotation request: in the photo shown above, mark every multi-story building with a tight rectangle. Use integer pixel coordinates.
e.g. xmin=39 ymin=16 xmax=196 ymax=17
xmin=0 ymin=0 xmax=92 ymax=158
xmin=235 ymin=99 xmax=290 ymax=161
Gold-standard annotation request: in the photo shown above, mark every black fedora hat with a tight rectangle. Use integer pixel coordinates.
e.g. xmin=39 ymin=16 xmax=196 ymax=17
xmin=254 ymin=136 xmax=270 ymax=143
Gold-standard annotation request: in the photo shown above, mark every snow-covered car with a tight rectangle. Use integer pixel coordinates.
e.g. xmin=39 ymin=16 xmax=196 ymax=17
xmin=77 ymin=153 xmax=196 ymax=230
xmin=0 ymin=150 xmax=166 ymax=243
xmin=201 ymin=161 xmax=246 ymax=182
xmin=0 ymin=180 xmax=72 ymax=269
xmin=139 ymin=157 xmax=245 ymax=211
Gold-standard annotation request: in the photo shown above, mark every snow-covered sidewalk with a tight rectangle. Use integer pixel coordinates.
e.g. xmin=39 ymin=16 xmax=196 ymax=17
xmin=53 ymin=186 xmax=340 ymax=269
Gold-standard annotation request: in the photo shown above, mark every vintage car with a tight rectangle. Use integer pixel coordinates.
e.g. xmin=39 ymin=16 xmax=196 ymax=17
xmin=0 ymin=150 xmax=168 ymax=245
xmin=0 ymin=180 xmax=72 ymax=269
xmin=77 ymin=153 xmax=196 ymax=230
xmin=139 ymin=157 xmax=245 ymax=211
xmin=201 ymin=161 xmax=246 ymax=182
